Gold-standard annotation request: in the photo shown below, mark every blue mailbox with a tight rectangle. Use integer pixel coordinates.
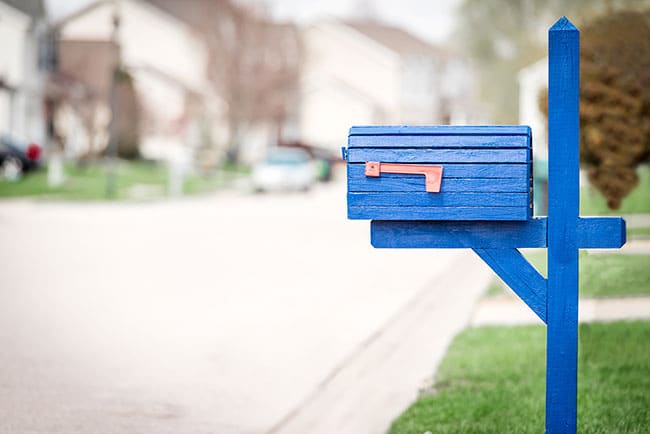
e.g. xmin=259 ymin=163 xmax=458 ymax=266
xmin=343 ymin=17 xmax=627 ymax=434
xmin=345 ymin=125 xmax=532 ymax=221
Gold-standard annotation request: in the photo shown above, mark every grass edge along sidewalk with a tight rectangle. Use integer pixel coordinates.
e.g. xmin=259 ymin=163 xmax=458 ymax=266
xmin=388 ymin=321 xmax=650 ymax=434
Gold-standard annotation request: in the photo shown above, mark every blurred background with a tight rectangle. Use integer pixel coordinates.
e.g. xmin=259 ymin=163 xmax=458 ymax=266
xmin=0 ymin=0 xmax=648 ymax=433
xmin=0 ymin=0 xmax=648 ymax=208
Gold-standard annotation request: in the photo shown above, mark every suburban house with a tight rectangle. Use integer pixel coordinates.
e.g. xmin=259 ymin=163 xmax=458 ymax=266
xmin=146 ymin=0 xmax=304 ymax=164
xmin=518 ymin=57 xmax=548 ymax=161
xmin=299 ymin=19 xmax=479 ymax=152
xmin=519 ymin=57 xmax=559 ymax=213
xmin=55 ymin=0 xmax=222 ymax=161
xmin=0 ymin=0 xmax=50 ymax=147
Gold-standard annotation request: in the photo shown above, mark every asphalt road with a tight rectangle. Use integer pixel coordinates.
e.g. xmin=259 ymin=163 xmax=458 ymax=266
xmin=0 ymin=181 xmax=463 ymax=433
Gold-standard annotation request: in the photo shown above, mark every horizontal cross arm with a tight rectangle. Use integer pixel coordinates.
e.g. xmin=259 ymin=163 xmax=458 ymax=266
xmin=370 ymin=217 xmax=625 ymax=249
xmin=577 ymin=217 xmax=626 ymax=248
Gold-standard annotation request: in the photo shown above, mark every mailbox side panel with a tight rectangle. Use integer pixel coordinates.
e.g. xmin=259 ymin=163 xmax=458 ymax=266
xmin=346 ymin=126 xmax=533 ymax=221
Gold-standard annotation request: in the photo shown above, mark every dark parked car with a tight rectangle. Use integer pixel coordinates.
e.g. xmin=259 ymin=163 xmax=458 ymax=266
xmin=0 ymin=135 xmax=42 ymax=180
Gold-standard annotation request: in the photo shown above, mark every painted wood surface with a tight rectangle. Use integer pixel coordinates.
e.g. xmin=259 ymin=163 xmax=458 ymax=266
xmin=347 ymin=162 xmax=528 ymax=179
xmin=345 ymin=126 xmax=532 ymax=221
xmin=348 ymin=174 xmax=529 ymax=193
xmin=349 ymin=206 xmax=529 ymax=221
xmin=577 ymin=216 xmax=626 ymax=247
xmin=349 ymin=125 xmax=531 ymax=136
xmin=369 ymin=217 xmax=625 ymax=249
xmin=348 ymin=192 xmax=529 ymax=207
xmin=473 ymin=248 xmax=547 ymax=323
xmin=348 ymin=135 xmax=529 ymax=148
xmin=347 ymin=148 xmax=530 ymax=163
xmin=546 ymin=16 xmax=580 ymax=434
xmin=371 ymin=219 xmax=547 ymax=248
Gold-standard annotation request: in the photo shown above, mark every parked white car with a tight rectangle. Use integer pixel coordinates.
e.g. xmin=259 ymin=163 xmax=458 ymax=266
xmin=252 ymin=148 xmax=317 ymax=192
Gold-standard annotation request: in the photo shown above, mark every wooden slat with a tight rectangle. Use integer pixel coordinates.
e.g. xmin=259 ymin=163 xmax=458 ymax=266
xmin=348 ymin=135 xmax=529 ymax=148
xmin=369 ymin=217 xmax=625 ymax=249
xmin=349 ymin=206 xmax=530 ymax=221
xmin=347 ymin=162 xmax=528 ymax=179
xmin=371 ymin=219 xmax=547 ymax=248
xmin=347 ymin=148 xmax=529 ymax=163
xmin=348 ymin=175 xmax=529 ymax=193
xmin=348 ymin=192 xmax=530 ymax=207
xmin=577 ymin=217 xmax=626 ymax=248
xmin=349 ymin=125 xmax=531 ymax=136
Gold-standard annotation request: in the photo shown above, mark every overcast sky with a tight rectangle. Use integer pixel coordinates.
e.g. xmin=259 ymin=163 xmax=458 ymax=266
xmin=45 ymin=0 xmax=462 ymax=44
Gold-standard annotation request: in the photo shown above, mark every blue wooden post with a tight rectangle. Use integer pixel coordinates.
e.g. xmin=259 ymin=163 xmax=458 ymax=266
xmin=546 ymin=17 xmax=579 ymax=433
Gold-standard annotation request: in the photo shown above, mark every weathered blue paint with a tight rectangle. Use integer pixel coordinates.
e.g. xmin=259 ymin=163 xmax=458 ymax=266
xmin=372 ymin=219 xmax=547 ymax=248
xmin=348 ymin=134 xmax=529 ymax=148
xmin=370 ymin=217 xmax=625 ymax=249
xmin=345 ymin=17 xmax=625 ymax=433
xmin=546 ymin=16 xmax=580 ymax=434
xmin=347 ymin=148 xmax=529 ymax=163
xmin=349 ymin=125 xmax=531 ymax=136
xmin=349 ymin=192 xmax=529 ymax=207
xmin=473 ymin=248 xmax=547 ymax=323
xmin=345 ymin=126 xmax=533 ymax=221
xmin=577 ymin=217 xmax=626 ymax=248
xmin=348 ymin=176 xmax=529 ymax=193
xmin=347 ymin=162 xmax=528 ymax=179
xmin=348 ymin=163 xmax=530 ymax=185
xmin=350 ymin=206 xmax=529 ymax=221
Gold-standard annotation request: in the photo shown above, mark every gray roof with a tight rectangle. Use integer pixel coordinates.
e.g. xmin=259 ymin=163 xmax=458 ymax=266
xmin=2 ymin=0 xmax=45 ymax=18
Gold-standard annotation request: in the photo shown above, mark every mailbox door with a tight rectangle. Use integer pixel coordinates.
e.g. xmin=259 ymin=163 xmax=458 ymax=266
xmin=346 ymin=126 xmax=533 ymax=221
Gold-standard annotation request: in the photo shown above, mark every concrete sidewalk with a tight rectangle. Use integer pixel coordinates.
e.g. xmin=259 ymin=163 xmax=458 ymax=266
xmin=622 ymin=213 xmax=650 ymax=228
xmin=471 ymin=295 xmax=650 ymax=327
xmin=587 ymin=238 xmax=650 ymax=255
xmin=270 ymin=252 xmax=492 ymax=434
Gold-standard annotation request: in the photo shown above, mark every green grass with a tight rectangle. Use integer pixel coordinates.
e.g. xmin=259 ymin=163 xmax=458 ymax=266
xmin=580 ymin=165 xmax=650 ymax=215
xmin=389 ymin=321 xmax=650 ymax=434
xmin=487 ymin=251 xmax=650 ymax=297
xmin=627 ymin=226 xmax=650 ymax=238
xmin=0 ymin=161 xmax=247 ymax=201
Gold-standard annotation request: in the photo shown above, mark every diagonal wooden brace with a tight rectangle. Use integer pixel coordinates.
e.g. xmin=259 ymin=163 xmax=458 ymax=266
xmin=473 ymin=248 xmax=548 ymax=323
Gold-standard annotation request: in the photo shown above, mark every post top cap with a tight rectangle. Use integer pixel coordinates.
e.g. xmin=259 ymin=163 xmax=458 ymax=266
xmin=550 ymin=16 xmax=578 ymax=32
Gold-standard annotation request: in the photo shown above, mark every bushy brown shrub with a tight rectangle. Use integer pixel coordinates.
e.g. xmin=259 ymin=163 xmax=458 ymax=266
xmin=578 ymin=11 xmax=650 ymax=209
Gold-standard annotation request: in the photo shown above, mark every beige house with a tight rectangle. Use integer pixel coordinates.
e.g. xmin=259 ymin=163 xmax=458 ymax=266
xmin=299 ymin=19 xmax=479 ymax=152
xmin=56 ymin=0 xmax=223 ymax=161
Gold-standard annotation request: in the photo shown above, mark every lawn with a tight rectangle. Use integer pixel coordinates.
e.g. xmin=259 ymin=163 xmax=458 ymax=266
xmin=626 ymin=226 xmax=650 ymax=238
xmin=487 ymin=251 xmax=650 ymax=297
xmin=580 ymin=165 xmax=650 ymax=215
xmin=389 ymin=321 xmax=650 ymax=434
xmin=0 ymin=161 xmax=248 ymax=201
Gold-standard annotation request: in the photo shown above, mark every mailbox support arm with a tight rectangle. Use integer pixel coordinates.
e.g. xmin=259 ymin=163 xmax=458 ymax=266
xmin=473 ymin=248 xmax=547 ymax=323
xmin=370 ymin=217 xmax=625 ymax=249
